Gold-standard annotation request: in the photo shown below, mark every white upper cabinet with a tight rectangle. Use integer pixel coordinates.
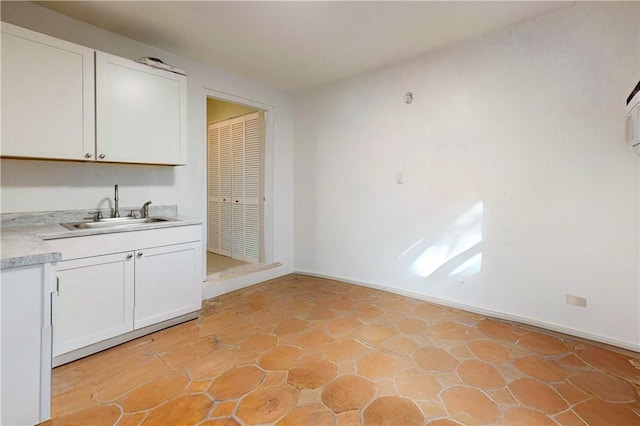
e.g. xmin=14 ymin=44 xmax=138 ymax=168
xmin=0 ymin=22 xmax=95 ymax=161
xmin=96 ymin=52 xmax=187 ymax=165
xmin=0 ymin=22 xmax=187 ymax=165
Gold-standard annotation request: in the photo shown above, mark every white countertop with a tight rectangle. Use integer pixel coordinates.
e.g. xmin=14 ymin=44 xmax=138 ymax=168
xmin=1 ymin=216 xmax=201 ymax=270
xmin=1 ymin=224 xmax=63 ymax=269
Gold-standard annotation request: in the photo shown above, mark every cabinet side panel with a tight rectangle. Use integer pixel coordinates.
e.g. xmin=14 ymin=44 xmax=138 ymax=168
xmin=1 ymin=265 xmax=44 ymax=425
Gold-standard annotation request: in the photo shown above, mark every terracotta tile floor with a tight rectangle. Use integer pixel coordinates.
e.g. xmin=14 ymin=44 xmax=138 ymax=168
xmin=44 ymin=274 xmax=640 ymax=426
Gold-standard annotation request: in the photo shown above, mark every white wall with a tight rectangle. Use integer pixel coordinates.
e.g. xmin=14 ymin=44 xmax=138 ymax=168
xmin=294 ymin=2 xmax=640 ymax=350
xmin=0 ymin=2 xmax=294 ymax=281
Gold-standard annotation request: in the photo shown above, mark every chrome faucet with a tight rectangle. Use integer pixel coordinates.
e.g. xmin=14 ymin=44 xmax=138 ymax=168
xmin=113 ymin=184 xmax=120 ymax=218
xmin=141 ymin=201 xmax=152 ymax=218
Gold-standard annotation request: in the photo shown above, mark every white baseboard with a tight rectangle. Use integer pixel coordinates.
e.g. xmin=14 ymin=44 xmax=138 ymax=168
xmin=295 ymin=270 xmax=640 ymax=353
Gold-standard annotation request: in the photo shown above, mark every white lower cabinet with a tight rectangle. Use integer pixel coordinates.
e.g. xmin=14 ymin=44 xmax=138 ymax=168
xmin=48 ymin=225 xmax=202 ymax=363
xmin=54 ymin=252 xmax=134 ymax=357
xmin=134 ymin=243 xmax=199 ymax=329
xmin=1 ymin=263 xmax=54 ymax=425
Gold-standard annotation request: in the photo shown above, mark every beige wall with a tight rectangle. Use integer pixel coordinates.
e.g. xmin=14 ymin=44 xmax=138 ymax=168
xmin=207 ymin=98 xmax=257 ymax=124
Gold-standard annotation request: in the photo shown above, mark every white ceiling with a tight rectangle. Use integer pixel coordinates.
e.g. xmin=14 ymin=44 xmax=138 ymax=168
xmin=36 ymin=1 xmax=572 ymax=93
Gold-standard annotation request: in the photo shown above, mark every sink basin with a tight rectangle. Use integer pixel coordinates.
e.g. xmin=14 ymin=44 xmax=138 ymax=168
xmin=61 ymin=217 xmax=175 ymax=231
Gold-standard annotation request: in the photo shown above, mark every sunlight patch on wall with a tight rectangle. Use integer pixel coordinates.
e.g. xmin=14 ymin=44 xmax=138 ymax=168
xmin=405 ymin=201 xmax=484 ymax=279
xmin=450 ymin=253 xmax=482 ymax=276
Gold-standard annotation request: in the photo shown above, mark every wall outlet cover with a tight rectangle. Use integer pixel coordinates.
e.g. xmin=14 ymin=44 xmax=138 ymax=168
xmin=566 ymin=294 xmax=587 ymax=307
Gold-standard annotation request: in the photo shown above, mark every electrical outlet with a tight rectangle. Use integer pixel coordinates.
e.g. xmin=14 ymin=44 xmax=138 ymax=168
xmin=566 ymin=294 xmax=587 ymax=307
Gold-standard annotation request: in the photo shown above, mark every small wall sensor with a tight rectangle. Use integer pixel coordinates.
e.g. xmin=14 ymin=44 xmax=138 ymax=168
xmin=404 ymin=92 xmax=413 ymax=104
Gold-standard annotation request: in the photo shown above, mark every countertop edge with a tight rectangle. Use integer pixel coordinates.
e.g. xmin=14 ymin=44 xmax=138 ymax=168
xmin=1 ymin=252 xmax=62 ymax=270
xmin=1 ymin=216 xmax=202 ymax=270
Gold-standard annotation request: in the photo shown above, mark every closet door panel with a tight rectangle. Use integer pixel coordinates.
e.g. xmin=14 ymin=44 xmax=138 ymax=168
xmin=219 ymin=125 xmax=232 ymax=200
xmin=244 ymin=113 xmax=262 ymax=263
xmin=245 ymin=204 xmax=260 ymax=263
xmin=208 ymin=201 xmax=219 ymax=252
xmin=231 ymin=116 xmax=246 ymax=260
xmin=245 ymin=113 xmax=260 ymax=202
xmin=231 ymin=203 xmax=245 ymax=260
xmin=218 ymin=123 xmax=232 ymax=256
xmin=208 ymin=126 xmax=220 ymax=199
xmin=231 ymin=119 xmax=245 ymax=200
xmin=207 ymin=125 xmax=220 ymax=252
xmin=220 ymin=202 xmax=232 ymax=256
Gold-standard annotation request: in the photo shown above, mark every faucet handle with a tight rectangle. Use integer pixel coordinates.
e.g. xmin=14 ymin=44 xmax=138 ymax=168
xmin=88 ymin=211 xmax=103 ymax=221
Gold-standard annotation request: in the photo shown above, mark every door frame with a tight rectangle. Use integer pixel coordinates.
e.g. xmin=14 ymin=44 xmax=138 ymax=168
xmin=203 ymin=89 xmax=274 ymax=267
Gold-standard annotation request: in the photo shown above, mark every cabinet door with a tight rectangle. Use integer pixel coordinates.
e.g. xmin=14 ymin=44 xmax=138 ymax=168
xmin=134 ymin=242 xmax=201 ymax=329
xmin=95 ymin=51 xmax=187 ymax=165
xmin=53 ymin=253 xmax=134 ymax=357
xmin=1 ymin=22 xmax=95 ymax=161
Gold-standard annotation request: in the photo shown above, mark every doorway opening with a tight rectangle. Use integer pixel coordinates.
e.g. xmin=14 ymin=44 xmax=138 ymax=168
xmin=206 ymin=97 xmax=266 ymax=277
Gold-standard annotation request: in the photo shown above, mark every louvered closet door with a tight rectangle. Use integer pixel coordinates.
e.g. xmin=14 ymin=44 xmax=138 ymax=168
xmin=207 ymin=125 xmax=220 ymax=252
xmin=244 ymin=112 xmax=262 ymax=263
xmin=231 ymin=118 xmax=246 ymax=260
xmin=219 ymin=124 xmax=232 ymax=256
xmin=207 ymin=111 xmax=263 ymax=263
xmin=207 ymin=120 xmax=232 ymax=257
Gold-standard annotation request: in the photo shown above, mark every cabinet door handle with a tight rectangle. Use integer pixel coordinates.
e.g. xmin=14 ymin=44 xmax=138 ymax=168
xmin=99 ymin=153 xmax=106 ymax=159
xmin=84 ymin=153 xmax=92 ymax=159
xmin=126 ymin=253 xmax=133 ymax=260
xmin=137 ymin=252 xmax=143 ymax=258
xmin=50 ymin=292 xmax=55 ymax=326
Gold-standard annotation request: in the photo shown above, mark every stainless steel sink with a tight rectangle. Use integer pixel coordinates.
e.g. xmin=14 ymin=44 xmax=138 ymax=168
xmin=61 ymin=217 xmax=175 ymax=231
